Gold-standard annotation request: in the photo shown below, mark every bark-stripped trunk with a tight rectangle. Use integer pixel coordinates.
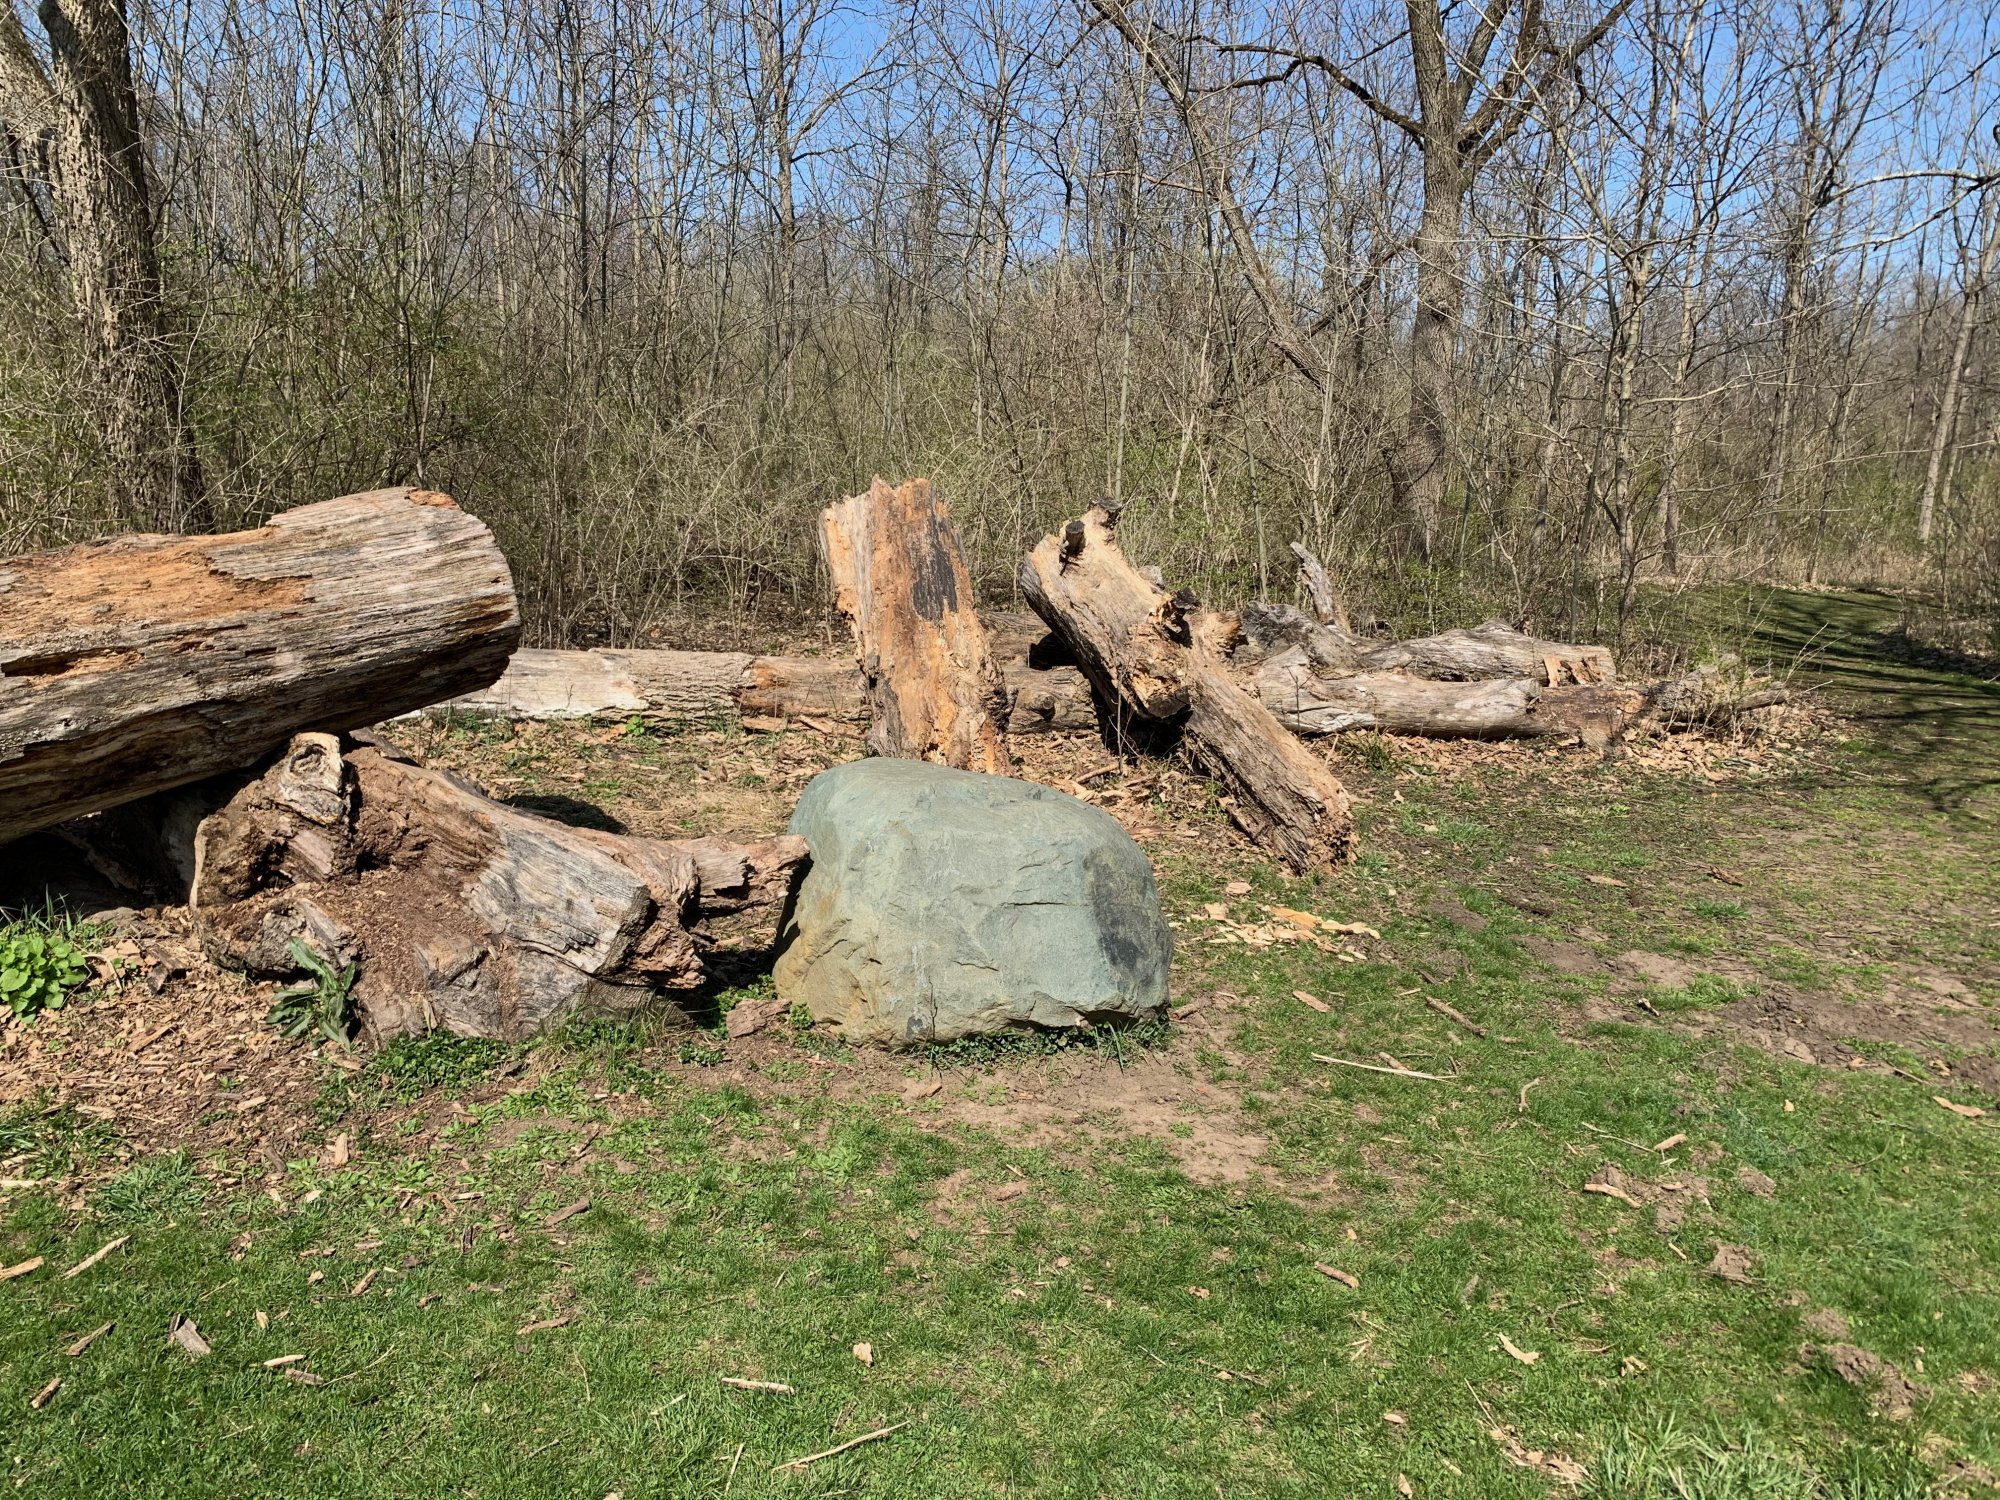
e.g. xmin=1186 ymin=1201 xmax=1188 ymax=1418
xmin=820 ymin=477 xmax=1010 ymax=772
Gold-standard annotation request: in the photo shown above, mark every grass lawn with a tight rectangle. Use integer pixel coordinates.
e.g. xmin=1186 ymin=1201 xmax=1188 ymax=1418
xmin=3 ymin=588 xmax=1997 ymax=1498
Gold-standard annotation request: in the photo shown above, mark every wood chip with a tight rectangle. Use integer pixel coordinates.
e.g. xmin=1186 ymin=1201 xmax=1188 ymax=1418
xmin=852 ymin=1342 xmax=874 ymax=1366
xmin=1582 ymin=1180 xmax=1642 ymax=1208
xmin=1934 ymin=1096 xmax=1986 ymax=1119
xmin=284 ymin=1368 xmax=327 ymax=1386
xmin=1498 ymin=1333 xmax=1541 ymax=1365
xmin=740 ymin=715 xmax=787 ymax=733
xmin=263 ymin=1353 xmax=307 ymax=1368
xmin=64 ymin=1321 xmax=114 ymax=1357
xmin=1706 ymin=866 xmax=1745 ymax=886
xmin=62 ymin=1235 xmax=130 ymax=1279
xmin=1652 ymin=1133 xmax=1688 ymax=1153
xmin=545 ymin=1196 xmax=592 ymax=1227
xmin=516 ymin=1313 xmax=577 ymax=1336
xmin=719 ymin=1376 xmax=794 ymax=1393
xmin=350 ymin=1268 xmax=379 ymax=1297
xmin=1584 ymin=874 xmax=1626 ymax=887
xmin=1313 ymin=1263 xmax=1359 ymax=1289
xmin=1223 ymin=881 xmax=1251 ymax=896
xmin=990 ymin=1181 xmax=1029 ymax=1203
xmin=0 ymin=1257 xmax=45 ymax=1282
xmin=902 ymin=1077 xmax=943 ymax=1103
xmin=1293 ymin=989 xmax=1331 ymax=1013
xmin=167 ymin=1316 xmax=211 ymax=1358
xmin=774 ymin=1421 xmax=908 ymax=1471
xmin=30 ymin=1377 xmax=60 ymax=1410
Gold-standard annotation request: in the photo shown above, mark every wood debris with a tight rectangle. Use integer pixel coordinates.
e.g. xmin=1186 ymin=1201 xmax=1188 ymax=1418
xmin=62 ymin=1235 xmax=130 ymax=1279
xmin=719 ymin=1376 xmax=794 ymax=1394
xmin=1313 ymin=1264 xmax=1360 ymax=1289
xmin=774 ymin=1421 xmax=908 ymax=1471
xmin=65 ymin=1322 xmax=113 ymax=1357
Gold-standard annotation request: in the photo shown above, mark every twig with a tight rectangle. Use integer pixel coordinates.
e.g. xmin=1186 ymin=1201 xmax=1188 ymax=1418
xmin=1311 ymin=1054 xmax=1444 ymax=1081
xmin=1518 ymin=1077 xmax=1544 ymax=1113
xmin=725 ymin=1442 xmax=745 ymax=1493
xmin=720 ymin=1376 xmax=795 ymax=1394
xmin=775 ymin=1421 xmax=909 ymax=1471
xmin=1425 ymin=997 xmax=1487 ymax=1037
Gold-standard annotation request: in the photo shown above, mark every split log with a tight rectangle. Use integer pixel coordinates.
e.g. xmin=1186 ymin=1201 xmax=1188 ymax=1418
xmin=1020 ymin=502 xmax=1354 ymax=873
xmin=153 ymin=734 xmax=805 ymax=1041
xmin=820 ymin=477 xmax=1009 ymax=772
xmin=0 ymin=487 xmax=519 ymax=843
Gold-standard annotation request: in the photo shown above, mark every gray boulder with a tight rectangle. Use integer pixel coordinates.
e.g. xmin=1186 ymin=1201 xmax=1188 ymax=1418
xmin=773 ymin=758 xmax=1171 ymax=1045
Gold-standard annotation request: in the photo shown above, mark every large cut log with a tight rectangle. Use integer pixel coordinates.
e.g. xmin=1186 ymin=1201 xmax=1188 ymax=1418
xmin=176 ymin=735 xmax=807 ymax=1041
xmin=0 ymin=488 xmax=520 ymax=842
xmin=1020 ymin=503 xmax=1354 ymax=873
xmin=820 ymin=477 xmax=1009 ymax=772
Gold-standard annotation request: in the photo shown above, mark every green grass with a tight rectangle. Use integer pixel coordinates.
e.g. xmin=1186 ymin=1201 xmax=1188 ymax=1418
xmin=3 ymin=587 xmax=1997 ymax=1496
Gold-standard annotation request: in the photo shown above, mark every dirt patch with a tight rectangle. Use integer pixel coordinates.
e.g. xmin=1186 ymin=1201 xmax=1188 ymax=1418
xmin=925 ymin=1047 xmax=1272 ymax=1189
xmin=1805 ymin=1341 xmax=1928 ymax=1421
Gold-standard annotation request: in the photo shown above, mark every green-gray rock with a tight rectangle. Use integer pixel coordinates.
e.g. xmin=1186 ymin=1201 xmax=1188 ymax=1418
xmin=773 ymin=758 xmax=1171 ymax=1045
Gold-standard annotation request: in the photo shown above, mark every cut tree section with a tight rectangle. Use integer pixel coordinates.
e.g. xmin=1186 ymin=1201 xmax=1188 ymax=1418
xmin=820 ymin=477 xmax=1010 ymax=773
xmin=1020 ymin=502 xmax=1354 ymax=873
xmin=176 ymin=735 xmax=808 ymax=1041
xmin=0 ymin=488 xmax=520 ymax=841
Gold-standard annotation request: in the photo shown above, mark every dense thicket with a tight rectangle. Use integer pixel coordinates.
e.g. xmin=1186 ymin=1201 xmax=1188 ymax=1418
xmin=1 ymin=0 xmax=1995 ymax=652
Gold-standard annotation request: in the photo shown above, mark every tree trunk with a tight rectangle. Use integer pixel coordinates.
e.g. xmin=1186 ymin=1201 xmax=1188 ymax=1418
xmin=0 ymin=487 xmax=520 ymax=841
xmin=0 ymin=0 xmax=208 ymax=530
xmin=819 ymin=477 xmax=1010 ymax=772
xmin=1018 ymin=502 xmax=1355 ymax=872
xmin=1918 ymin=192 xmax=1998 ymax=545
xmin=1386 ymin=147 xmax=1468 ymax=560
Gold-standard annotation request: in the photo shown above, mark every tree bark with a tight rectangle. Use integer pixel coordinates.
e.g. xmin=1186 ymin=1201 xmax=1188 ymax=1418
xmin=820 ymin=477 xmax=1010 ymax=772
xmin=0 ymin=487 xmax=520 ymax=841
xmin=1018 ymin=502 xmax=1355 ymax=872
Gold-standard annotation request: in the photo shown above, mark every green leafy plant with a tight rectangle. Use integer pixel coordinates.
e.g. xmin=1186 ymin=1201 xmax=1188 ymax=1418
xmin=266 ymin=939 xmax=358 ymax=1047
xmin=0 ymin=923 xmax=92 ymax=1020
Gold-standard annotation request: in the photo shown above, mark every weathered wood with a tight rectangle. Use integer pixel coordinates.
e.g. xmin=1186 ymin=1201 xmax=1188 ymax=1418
xmin=1356 ymin=618 xmax=1615 ymax=683
xmin=177 ymin=737 xmax=809 ymax=1041
xmin=1289 ymin=542 xmax=1352 ymax=632
xmin=434 ymin=629 xmax=1096 ymax=734
xmin=0 ymin=487 xmax=520 ymax=843
xmin=1257 ymin=647 xmax=1647 ymax=744
xmin=1020 ymin=503 xmax=1354 ymax=872
xmin=820 ymin=477 xmax=1009 ymax=772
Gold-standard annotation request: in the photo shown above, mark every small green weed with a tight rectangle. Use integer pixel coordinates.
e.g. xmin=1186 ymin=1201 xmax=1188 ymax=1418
xmin=1652 ymin=973 xmax=1749 ymax=1013
xmin=0 ymin=1096 xmax=119 ymax=1177
xmin=265 ymin=939 xmax=357 ymax=1047
xmin=96 ymin=1152 xmax=205 ymax=1221
xmin=1690 ymin=899 xmax=1747 ymax=920
xmin=0 ymin=915 xmax=93 ymax=1020
xmin=369 ymin=1033 xmax=509 ymax=1098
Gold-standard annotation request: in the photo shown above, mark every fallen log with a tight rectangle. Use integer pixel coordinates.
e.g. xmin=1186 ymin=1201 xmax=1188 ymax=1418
xmin=1237 ymin=602 xmax=1615 ymax=683
xmin=179 ymin=735 xmax=807 ymax=1041
xmin=432 ymin=629 xmax=1099 ymax=735
xmin=0 ymin=488 xmax=520 ymax=843
xmin=1019 ymin=502 xmax=1355 ymax=873
xmin=821 ymin=477 xmax=1010 ymax=772
xmin=1257 ymin=647 xmax=1647 ymax=746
